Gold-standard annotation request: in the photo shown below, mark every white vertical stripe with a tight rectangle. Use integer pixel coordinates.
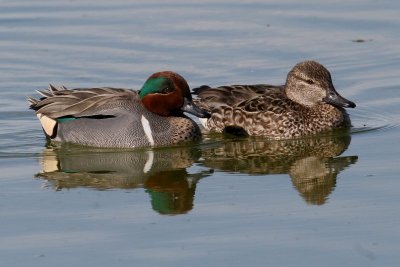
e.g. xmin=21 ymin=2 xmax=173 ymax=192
xmin=143 ymin=150 xmax=154 ymax=173
xmin=141 ymin=115 xmax=155 ymax=146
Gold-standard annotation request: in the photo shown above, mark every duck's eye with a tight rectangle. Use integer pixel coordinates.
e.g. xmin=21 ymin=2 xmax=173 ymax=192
xmin=306 ymin=79 xmax=315 ymax=85
xmin=161 ymin=87 xmax=173 ymax=94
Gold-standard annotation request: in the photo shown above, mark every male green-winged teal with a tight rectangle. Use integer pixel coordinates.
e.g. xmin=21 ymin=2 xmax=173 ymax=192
xmin=193 ymin=60 xmax=356 ymax=138
xmin=29 ymin=71 xmax=210 ymax=148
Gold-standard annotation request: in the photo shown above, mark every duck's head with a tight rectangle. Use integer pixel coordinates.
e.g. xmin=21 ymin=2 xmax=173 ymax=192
xmin=285 ymin=61 xmax=356 ymax=109
xmin=139 ymin=71 xmax=210 ymax=118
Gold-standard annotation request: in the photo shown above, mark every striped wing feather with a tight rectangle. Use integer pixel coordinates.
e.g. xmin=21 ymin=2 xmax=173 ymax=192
xmin=29 ymin=85 xmax=137 ymax=119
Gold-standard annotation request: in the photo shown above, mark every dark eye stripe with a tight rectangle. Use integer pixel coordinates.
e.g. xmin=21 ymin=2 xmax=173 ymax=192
xmin=294 ymin=74 xmax=315 ymax=85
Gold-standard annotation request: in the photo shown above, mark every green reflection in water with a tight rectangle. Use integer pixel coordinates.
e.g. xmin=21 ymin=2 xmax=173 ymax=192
xmin=35 ymin=144 xmax=211 ymax=215
xmin=35 ymin=132 xmax=358 ymax=215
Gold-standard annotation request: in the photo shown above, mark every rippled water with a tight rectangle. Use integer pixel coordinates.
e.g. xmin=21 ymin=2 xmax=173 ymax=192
xmin=1 ymin=0 xmax=400 ymax=266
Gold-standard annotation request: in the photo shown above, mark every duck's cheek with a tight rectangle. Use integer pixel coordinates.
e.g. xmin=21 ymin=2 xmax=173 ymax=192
xmin=307 ymin=89 xmax=326 ymax=106
xmin=144 ymin=90 xmax=185 ymax=117
xmin=141 ymin=94 xmax=173 ymax=116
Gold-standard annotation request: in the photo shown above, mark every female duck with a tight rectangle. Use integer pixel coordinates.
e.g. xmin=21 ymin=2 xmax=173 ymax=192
xmin=29 ymin=71 xmax=210 ymax=148
xmin=193 ymin=61 xmax=356 ymax=138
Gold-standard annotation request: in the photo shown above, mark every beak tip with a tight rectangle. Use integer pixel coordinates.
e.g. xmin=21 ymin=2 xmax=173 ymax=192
xmin=340 ymin=102 xmax=356 ymax=109
xmin=324 ymin=94 xmax=356 ymax=109
xmin=344 ymin=100 xmax=356 ymax=108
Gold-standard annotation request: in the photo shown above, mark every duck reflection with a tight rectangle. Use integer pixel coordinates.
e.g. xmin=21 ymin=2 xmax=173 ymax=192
xmin=200 ymin=133 xmax=358 ymax=205
xmin=36 ymin=144 xmax=211 ymax=215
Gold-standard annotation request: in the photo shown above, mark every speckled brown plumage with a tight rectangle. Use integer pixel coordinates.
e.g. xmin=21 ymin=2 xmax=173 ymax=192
xmin=194 ymin=61 xmax=356 ymax=139
xmin=200 ymin=134 xmax=358 ymax=205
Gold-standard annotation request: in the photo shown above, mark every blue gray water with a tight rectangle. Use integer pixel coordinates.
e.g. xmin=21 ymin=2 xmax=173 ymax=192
xmin=1 ymin=0 xmax=400 ymax=266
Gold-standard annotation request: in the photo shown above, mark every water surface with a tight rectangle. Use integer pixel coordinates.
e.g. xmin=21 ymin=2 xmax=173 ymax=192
xmin=1 ymin=1 xmax=400 ymax=266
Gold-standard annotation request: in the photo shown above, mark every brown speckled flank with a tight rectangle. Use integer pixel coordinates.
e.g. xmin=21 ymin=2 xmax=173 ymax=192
xmin=193 ymin=61 xmax=356 ymax=139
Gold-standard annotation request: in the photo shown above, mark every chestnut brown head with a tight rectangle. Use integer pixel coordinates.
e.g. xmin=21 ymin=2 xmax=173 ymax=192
xmin=139 ymin=71 xmax=210 ymax=118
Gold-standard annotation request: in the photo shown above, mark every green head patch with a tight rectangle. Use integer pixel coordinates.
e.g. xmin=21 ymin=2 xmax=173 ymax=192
xmin=139 ymin=76 xmax=172 ymax=99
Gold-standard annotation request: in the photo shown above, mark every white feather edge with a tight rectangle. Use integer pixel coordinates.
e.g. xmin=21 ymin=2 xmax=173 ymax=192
xmin=37 ymin=113 xmax=57 ymax=137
